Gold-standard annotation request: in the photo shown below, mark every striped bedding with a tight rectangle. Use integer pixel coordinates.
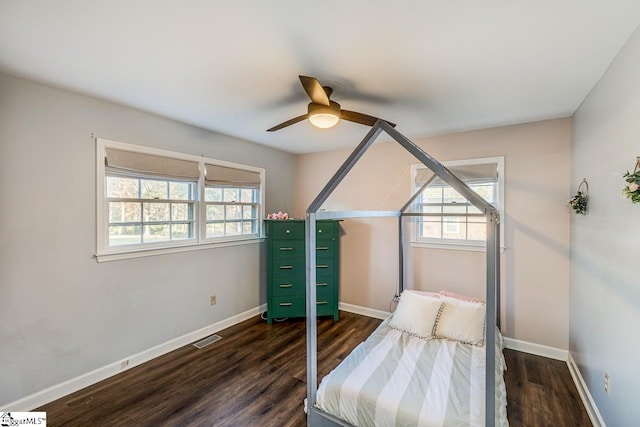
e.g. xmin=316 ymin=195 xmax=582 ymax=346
xmin=316 ymin=317 xmax=508 ymax=427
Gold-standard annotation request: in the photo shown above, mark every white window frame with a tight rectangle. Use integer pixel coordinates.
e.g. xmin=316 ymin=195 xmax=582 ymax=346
xmin=96 ymin=138 xmax=265 ymax=262
xmin=410 ymin=156 xmax=505 ymax=252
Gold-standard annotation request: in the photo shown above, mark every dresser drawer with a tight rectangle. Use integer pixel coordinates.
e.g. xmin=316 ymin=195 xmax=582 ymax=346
xmin=316 ymin=293 xmax=337 ymax=316
xmin=271 ymin=294 xmax=336 ymax=318
xmin=272 ymin=258 xmax=305 ymax=277
xmin=314 ymin=258 xmax=335 ymax=276
xmin=271 ymin=277 xmax=305 ymax=296
xmin=272 ymin=277 xmax=336 ymax=296
xmin=271 ymin=295 xmax=305 ymax=318
xmin=316 ymin=221 xmax=337 ymax=238
xmin=268 ymin=221 xmax=304 ymax=240
xmin=272 ymin=239 xmax=305 ymax=258
xmin=315 ymin=240 xmax=336 ymax=258
xmin=314 ymin=277 xmax=336 ymax=293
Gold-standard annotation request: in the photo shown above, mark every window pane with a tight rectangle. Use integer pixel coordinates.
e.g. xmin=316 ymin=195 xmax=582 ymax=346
xmin=443 ymin=187 xmax=465 ymax=203
xmin=109 ymin=225 xmax=142 ymax=246
xmin=442 ymin=204 xmax=467 ymax=214
xmin=140 ymin=180 xmax=167 ymax=199
xmin=472 ymin=184 xmax=495 ymax=203
xmin=242 ymin=221 xmax=256 ymax=234
xmin=171 ymin=203 xmax=192 ymax=221
xmin=109 ymin=202 xmax=141 ymax=223
xmin=443 ymin=219 xmax=466 ymax=239
xmin=171 ymin=223 xmax=192 ymax=240
xmin=467 ymin=223 xmax=486 ymax=240
xmin=205 ymin=187 xmax=223 ymax=202
xmin=107 ymin=177 xmax=139 ymax=198
xmin=169 ymin=182 xmax=191 ymax=200
xmin=240 ymin=188 xmax=255 ymax=203
xmin=225 ymin=222 xmax=241 ymax=236
xmin=143 ymin=203 xmax=170 ymax=222
xmin=468 ymin=205 xmax=482 ymax=215
xmin=421 ymin=205 xmax=441 ymax=214
xmin=206 ymin=204 xmax=224 ymax=221
xmin=225 ymin=205 xmax=241 ymax=220
xmin=143 ymin=224 xmax=170 ymax=242
xmin=223 ymin=188 xmax=240 ymax=202
xmin=243 ymin=205 xmax=256 ymax=219
xmin=206 ymin=223 xmax=224 ymax=238
xmin=422 ymin=187 xmax=442 ymax=203
xmin=421 ymin=219 xmax=441 ymax=239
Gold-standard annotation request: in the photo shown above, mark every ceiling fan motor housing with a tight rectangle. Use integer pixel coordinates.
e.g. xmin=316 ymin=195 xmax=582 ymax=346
xmin=308 ymin=101 xmax=341 ymax=118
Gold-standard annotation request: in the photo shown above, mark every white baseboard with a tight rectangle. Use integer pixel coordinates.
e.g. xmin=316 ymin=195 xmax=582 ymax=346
xmin=339 ymin=302 xmax=391 ymax=320
xmin=567 ymin=353 xmax=606 ymax=427
xmin=503 ymin=337 xmax=568 ymax=361
xmin=2 ymin=304 xmax=267 ymax=412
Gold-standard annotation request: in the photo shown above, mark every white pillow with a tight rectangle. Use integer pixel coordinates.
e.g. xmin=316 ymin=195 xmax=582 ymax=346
xmin=434 ymin=295 xmax=486 ymax=346
xmin=390 ymin=291 xmax=443 ymax=338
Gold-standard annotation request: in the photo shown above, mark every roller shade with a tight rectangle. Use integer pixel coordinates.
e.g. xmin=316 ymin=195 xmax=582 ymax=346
xmin=105 ymin=148 xmax=200 ymax=180
xmin=205 ymin=164 xmax=261 ymax=187
xmin=415 ymin=163 xmax=498 ymax=187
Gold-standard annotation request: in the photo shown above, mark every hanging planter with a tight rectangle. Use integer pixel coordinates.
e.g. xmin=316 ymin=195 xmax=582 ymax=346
xmin=622 ymin=157 xmax=640 ymax=204
xmin=569 ymin=179 xmax=589 ymax=215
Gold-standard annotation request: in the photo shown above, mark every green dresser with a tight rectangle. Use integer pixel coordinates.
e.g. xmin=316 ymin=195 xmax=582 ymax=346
xmin=265 ymin=219 xmax=340 ymax=324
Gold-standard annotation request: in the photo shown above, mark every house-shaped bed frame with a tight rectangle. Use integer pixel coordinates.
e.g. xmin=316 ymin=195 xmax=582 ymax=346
xmin=304 ymin=120 xmax=501 ymax=427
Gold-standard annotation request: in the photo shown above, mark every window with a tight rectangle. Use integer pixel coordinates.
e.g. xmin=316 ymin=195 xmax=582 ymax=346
xmin=203 ymin=163 xmax=261 ymax=239
xmin=107 ymin=176 xmax=196 ymax=246
xmin=96 ymin=139 xmax=264 ymax=261
xmin=411 ymin=157 xmax=504 ymax=251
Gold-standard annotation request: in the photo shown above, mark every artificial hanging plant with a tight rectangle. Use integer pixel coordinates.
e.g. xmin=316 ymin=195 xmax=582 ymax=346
xmin=622 ymin=157 xmax=640 ymax=204
xmin=569 ymin=179 xmax=588 ymax=215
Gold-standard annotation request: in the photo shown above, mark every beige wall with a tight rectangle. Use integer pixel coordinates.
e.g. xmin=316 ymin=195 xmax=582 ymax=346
xmin=295 ymin=118 xmax=571 ymax=349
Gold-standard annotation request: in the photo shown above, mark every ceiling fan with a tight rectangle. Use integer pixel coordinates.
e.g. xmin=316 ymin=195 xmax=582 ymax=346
xmin=267 ymin=75 xmax=396 ymax=132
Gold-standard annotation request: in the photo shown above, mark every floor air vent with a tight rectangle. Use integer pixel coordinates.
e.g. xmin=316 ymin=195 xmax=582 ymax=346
xmin=193 ymin=334 xmax=222 ymax=349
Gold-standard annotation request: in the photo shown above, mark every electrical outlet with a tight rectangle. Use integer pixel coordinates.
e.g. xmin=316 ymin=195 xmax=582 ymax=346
xmin=604 ymin=372 xmax=610 ymax=395
xmin=210 ymin=295 xmax=217 ymax=305
xmin=120 ymin=359 xmax=129 ymax=370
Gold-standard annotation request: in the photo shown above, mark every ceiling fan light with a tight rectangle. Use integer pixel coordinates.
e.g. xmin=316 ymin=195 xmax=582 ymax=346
xmin=309 ymin=112 xmax=340 ymax=129
xmin=307 ymin=101 xmax=341 ymax=129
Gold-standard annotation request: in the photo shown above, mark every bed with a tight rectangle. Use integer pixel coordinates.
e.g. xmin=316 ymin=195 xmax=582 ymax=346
xmin=304 ymin=121 xmax=503 ymax=427
xmin=315 ymin=313 xmax=508 ymax=427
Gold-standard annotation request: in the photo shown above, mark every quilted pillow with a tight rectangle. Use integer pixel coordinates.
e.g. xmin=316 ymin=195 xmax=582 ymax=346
xmin=390 ymin=291 xmax=443 ymax=339
xmin=434 ymin=295 xmax=486 ymax=346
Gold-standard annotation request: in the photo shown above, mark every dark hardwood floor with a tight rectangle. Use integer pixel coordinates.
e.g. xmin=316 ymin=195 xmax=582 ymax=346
xmin=38 ymin=312 xmax=590 ymax=426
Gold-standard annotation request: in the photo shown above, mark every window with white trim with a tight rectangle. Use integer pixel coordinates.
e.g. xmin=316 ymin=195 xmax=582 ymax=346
xmin=411 ymin=157 xmax=504 ymax=251
xmin=204 ymin=164 xmax=261 ymax=239
xmin=96 ymin=139 xmax=264 ymax=260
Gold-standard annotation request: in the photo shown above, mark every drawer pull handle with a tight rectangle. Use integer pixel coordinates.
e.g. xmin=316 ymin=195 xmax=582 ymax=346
xmin=279 ymin=247 xmax=293 ymax=251
xmin=316 ymin=283 xmax=328 ymax=287
xmin=318 ymin=229 xmax=323 ymax=234
xmin=280 ymin=265 xmax=293 ymax=270
xmin=317 ymin=247 xmax=328 ymax=250
xmin=279 ymin=284 xmax=293 ymax=288
xmin=317 ymin=301 xmax=328 ymax=305
xmin=279 ymin=302 xmax=293 ymax=306
xmin=285 ymin=229 xmax=290 ymax=234
xmin=317 ymin=265 xmax=328 ymax=269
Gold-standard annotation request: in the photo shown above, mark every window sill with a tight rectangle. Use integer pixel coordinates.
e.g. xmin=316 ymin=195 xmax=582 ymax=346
xmin=411 ymin=240 xmax=505 ymax=253
xmin=95 ymin=237 xmax=264 ymax=263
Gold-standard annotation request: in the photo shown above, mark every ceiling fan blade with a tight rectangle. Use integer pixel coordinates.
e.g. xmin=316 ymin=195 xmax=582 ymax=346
xmin=341 ymin=110 xmax=396 ymax=128
xmin=266 ymin=114 xmax=309 ymax=132
xmin=299 ymin=75 xmax=331 ymax=106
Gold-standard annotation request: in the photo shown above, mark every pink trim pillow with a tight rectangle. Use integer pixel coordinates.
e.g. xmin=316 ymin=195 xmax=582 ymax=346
xmin=406 ymin=290 xmax=440 ymax=299
xmin=439 ymin=290 xmax=484 ymax=304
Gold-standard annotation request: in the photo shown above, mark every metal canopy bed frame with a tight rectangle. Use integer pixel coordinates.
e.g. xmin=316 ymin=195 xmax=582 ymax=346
xmin=304 ymin=120 xmax=501 ymax=427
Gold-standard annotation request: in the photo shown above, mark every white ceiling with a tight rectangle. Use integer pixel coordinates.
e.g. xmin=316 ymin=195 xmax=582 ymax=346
xmin=1 ymin=1 xmax=639 ymax=154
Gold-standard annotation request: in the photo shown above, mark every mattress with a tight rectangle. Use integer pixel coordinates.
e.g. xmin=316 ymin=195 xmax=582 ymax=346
xmin=316 ymin=317 xmax=509 ymax=427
